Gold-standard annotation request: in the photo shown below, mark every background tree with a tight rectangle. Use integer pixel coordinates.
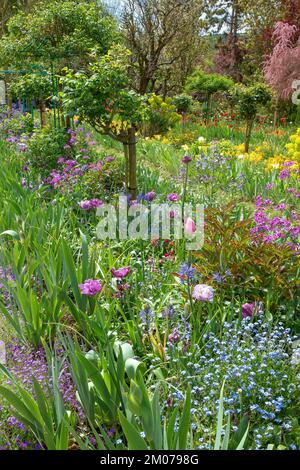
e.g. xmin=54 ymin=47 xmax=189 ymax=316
xmin=229 ymin=83 xmax=272 ymax=152
xmin=0 ymin=0 xmax=120 ymax=126
xmin=122 ymin=0 xmax=204 ymax=95
xmin=0 ymin=0 xmax=38 ymax=36
xmin=0 ymin=0 xmax=119 ymax=69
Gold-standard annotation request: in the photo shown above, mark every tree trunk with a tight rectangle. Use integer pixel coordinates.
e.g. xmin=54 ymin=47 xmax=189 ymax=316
xmin=245 ymin=117 xmax=254 ymax=153
xmin=123 ymin=141 xmax=129 ymax=191
xmin=39 ymin=100 xmax=46 ymax=127
xmin=127 ymin=127 xmax=137 ymax=200
xmin=65 ymin=115 xmax=71 ymax=129
xmin=273 ymin=95 xmax=280 ymax=129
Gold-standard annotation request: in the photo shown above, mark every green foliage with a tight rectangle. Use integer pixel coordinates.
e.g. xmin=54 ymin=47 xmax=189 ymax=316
xmin=172 ymin=94 xmax=193 ymax=114
xmin=9 ymin=74 xmax=52 ymax=101
xmin=143 ymin=94 xmax=181 ymax=136
xmin=229 ymin=83 xmax=272 ymax=121
xmin=186 ymin=69 xmax=234 ymax=97
xmin=0 ymin=0 xmax=119 ymax=68
xmin=193 ymin=204 xmax=299 ymax=314
xmin=0 ymin=111 xmax=34 ymax=137
xmin=24 ymin=127 xmax=68 ymax=178
xmin=62 ymin=45 xmax=144 ymax=140
xmin=0 ymin=357 xmax=74 ymax=450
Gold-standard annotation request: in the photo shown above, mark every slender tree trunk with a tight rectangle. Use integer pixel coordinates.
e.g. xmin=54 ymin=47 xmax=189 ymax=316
xmin=273 ymin=95 xmax=280 ymax=129
xmin=123 ymin=141 xmax=129 ymax=191
xmin=127 ymin=127 xmax=137 ymax=200
xmin=245 ymin=117 xmax=254 ymax=153
xmin=65 ymin=115 xmax=71 ymax=129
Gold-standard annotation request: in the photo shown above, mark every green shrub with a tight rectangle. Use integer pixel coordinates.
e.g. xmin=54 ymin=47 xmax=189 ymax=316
xmin=143 ymin=94 xmax=181 ymax=136
xmin=25 ymin=127 xmax=68 ymax=179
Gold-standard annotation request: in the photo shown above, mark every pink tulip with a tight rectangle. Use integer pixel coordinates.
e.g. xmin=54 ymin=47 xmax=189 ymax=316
xmin=184 ymin=217 xmax=196 ymax=236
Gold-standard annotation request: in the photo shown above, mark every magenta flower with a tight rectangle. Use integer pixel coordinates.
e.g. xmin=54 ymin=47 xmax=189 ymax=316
xmin=111 ymin=267 xmax=131 ymax=278
xmin=192 ymin=284 xmax=214 ymax=302
xmin=242 ymin=303 xmax=256 ymax=319
xmin=79 ymin=279 xmax=102 ymax=296
xmin=167 ymin=193 xmax=180 ymax=202
xmin=79 ymin=199 xmax=102 ymax=210
xmin=182 ymin=155 xmax=192 ymax=164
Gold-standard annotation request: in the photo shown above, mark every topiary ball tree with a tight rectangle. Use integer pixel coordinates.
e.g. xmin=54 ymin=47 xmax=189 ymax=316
xmin=185 ymin=69 xmax=233 ymax=118
xmin=229 ymin=83 xmax=272 ymax=152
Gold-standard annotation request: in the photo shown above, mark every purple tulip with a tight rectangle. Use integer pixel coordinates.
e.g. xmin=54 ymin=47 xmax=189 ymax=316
xmin=145 ymin=191 xmax=156 ymax=202
xmin=167 ymin=193 xmax=180 ymax=202
xmin=242 ymin=303 xmax=256 ymax=319
xmin=111 ymin=267 xmax=131 ymax=279
xmin=79 ymin=279 xmax=102 ymax=296
xmin=182 ymin=155 xmax=192 ymax=164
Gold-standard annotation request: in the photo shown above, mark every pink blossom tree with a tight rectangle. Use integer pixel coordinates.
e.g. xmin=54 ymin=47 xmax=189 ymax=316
xmin=263 ymin=21 xmax=300 ymax=127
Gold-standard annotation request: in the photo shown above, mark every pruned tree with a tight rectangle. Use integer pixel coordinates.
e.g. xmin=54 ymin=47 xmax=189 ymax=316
xmin=229 ymin=83 xmax=272 ymax=152
xmin=62 ymin=46 xmax=144 ymax=199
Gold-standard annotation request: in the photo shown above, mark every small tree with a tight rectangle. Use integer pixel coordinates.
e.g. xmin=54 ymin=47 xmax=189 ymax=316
xmin=229 ymin=83 xmax=272 ymax=152
xmin=172 ymin=94 xmax=193 ymax=126
xmin=62 ymin=46 xmax=144 ymax=199
xmin=185 ymin=69 xmax=233 ymax=117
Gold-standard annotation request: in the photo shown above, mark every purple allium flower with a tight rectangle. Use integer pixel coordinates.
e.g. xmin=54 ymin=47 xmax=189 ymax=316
xmin=111 ymin=267 xmax=131 ymax=278
xmin=182 ymin=155 xmax=192 ymax=164
xmin=242 ymin=303 xmax=256 ymax=319
xmin=106 ymin=156 xmax=115 ymax=162
xmin=79 ymin=279 xmax=102 ymax=296
xmin=192 ymin=284 xmax=214 ymax=302
xmin=167 ymin=193 xmax=180 ymax=202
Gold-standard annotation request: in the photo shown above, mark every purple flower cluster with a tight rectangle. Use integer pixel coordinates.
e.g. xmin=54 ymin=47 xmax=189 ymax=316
xmin=6 ymin=339 xmax=83 ymax=419
xmin=79 ymin=198 xmax=102 ymax=210
xmin=250 ymin=196 xmax=300 ymax=252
